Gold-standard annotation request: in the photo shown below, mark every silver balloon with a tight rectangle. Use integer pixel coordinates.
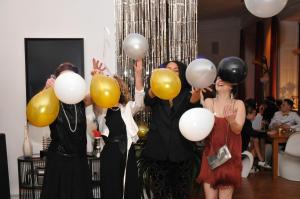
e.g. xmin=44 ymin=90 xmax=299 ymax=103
xmin=186 ymin=58 xmax=217 ymax=89
xmin=122 ymin=33 xmax=149 ymax=60
xmin=244 ymin=0 xmax=288 ymax=18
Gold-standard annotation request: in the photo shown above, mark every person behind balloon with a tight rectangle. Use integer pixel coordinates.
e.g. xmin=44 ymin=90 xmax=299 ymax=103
xmin=141 ymin=60 xmax=202 ymax=199
xmin=41 ymin=62 xmax=93 ymax=199
xmin=197 ymin=77 xmax=246 ymax=199
xmin=92 ymin=58 xmax=144 ymax=199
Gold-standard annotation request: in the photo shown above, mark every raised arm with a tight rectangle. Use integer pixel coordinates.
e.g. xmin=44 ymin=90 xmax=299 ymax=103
xmin=130 ymin=59 xmax=145 ymax=115
xmin=84 ymin=58 xmax=110 ymax=107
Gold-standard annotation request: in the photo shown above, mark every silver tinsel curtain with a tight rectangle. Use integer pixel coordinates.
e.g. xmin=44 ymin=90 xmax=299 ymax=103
xmin=115 ymin=0 xmax=198 ymax=124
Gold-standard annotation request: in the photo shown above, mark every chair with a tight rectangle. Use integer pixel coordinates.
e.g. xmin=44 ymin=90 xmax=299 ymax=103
xmin=241 ymin=150 xmax=254 ymax=178
xmin=278 ymin=132 xmax=300 ymax=181
xmin=0 ymin=133 xmax=10 ymax=199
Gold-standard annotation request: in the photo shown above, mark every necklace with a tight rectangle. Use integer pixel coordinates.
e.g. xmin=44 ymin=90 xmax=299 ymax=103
xmin=61 ymin=103 xmax=77 ymax=133
xmin=110 ymin=106 xmax=120 ymax=111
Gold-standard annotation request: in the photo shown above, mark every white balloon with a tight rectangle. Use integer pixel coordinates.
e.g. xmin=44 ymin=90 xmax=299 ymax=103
xmin=186 ymin=58 xmax=217 ymax=88
xmin=123 ymin=33 xmax=149 ymax=60
xmin=244 ymin=0 xmax=288 ymax=18
xmin=54 ymin=71 xmax=87 ymax=104
xmin=179 ymin=108 xmax=215 ymax=141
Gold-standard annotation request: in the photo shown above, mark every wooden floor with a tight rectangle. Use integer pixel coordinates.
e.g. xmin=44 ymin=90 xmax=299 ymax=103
xmin=193 ymin=171 xmax=300 ymax=199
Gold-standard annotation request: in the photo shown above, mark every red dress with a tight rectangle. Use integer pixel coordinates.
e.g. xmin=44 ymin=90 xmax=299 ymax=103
xmin=197 ymin=117 xmax=242 ymax=189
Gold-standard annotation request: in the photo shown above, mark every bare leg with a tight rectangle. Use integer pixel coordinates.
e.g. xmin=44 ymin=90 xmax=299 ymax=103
xmin=203 ymin=183 xmax=218 ymax=199
xmin=218 ymin=187 xmax=234 ymax=199
xmin=260 ymin=138 xmax=266 ymax=160
xmin=250 ymin=140 xmax=256 ymax=157
xmin=253 ymin=138 xmax=264 ymax=161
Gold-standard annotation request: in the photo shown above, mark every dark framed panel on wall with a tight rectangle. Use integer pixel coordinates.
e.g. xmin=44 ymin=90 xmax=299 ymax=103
xmin=25 ymin=38 xmax=84 ymax=102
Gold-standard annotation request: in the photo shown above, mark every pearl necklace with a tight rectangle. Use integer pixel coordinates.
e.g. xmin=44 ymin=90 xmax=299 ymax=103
xmin=110 ymin=106 xmax=120 ymax=111
xmin=61 ymin=103 xmax=77 ymax=133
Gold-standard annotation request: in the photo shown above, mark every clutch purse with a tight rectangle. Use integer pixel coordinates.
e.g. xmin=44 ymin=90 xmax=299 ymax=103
xmin=207 ymin=144 xmax=232 ymax=170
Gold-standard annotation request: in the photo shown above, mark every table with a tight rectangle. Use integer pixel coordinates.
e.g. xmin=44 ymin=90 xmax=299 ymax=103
xmin=267 ymin=131 xmax=292 ymax=179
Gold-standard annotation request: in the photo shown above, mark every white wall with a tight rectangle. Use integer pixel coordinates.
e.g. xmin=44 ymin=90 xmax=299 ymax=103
xmin=198 ymin=17 xmax=241 ymax=65
xmin=279 ymin=21 xmax=299 ymax=100
xmin=0 ymin=0 xmax=116 ymax=195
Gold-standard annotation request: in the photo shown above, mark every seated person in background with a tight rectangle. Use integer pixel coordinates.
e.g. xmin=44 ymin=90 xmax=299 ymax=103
xmin=241 ymin=105 xmax=271 ymax=169
xmin=252 ymin=102 xmax=266 ymax=131
xmin=245 ymin=98 xmax=257 ymax=110
xmin=241 ymin=105 xmax=255 ymax=152
xmin=276 ymin=99 xmax=283 ymax=110
xmin=263 ymin=97 xmax=279 ymax=128
xmin=269 ymin=99 xmax=300 ymax=132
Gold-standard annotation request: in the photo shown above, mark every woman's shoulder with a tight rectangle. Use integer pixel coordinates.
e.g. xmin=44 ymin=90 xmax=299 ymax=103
xmin=233 ymin=99 xmax=245 ymax=111
xmin=234 ymin=99 xmax=244 ymax=106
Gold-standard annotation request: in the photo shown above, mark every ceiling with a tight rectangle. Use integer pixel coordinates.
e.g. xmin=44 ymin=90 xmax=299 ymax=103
xmin=198 ymin=0 xmax=244 ymax=20
xmin=198 ymin=0 xmax=300 ymax=21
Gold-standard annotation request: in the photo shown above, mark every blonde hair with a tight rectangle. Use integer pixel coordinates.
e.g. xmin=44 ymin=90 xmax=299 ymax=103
xmin=113 ymin=75 xmax=131 ymax=105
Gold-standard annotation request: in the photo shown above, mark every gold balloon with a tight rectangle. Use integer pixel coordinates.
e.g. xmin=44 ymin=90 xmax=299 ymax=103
xmin=90 ymin=74 xmax=121 ymax=108
xmin=137 ymin=123 xmax=149 ymax=138
xmin=26 ymin=87 xmax=60 ymax=127
xmin=150 ymin=68 xmax=181 ymax=100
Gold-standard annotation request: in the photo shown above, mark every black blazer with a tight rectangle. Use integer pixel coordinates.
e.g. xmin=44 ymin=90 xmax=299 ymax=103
xmin=142 ymin=88 xmax=201 ymax=162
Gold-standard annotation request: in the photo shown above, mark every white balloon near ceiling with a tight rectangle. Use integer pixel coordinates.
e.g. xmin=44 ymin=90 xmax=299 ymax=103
xmin=244 ymin=0 xmax=288 ymax=18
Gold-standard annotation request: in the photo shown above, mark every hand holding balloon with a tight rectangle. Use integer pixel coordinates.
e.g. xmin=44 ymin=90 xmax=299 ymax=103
xmin=44 ymin=76 xmax=56 ymax=89
xmin=190 ymin=87 xmax=201 ymax=103
xmin=134 ymin=59 xmax=143 ymax=76
xmin=91 ymin=58 xmax=111 ymax=76
xmin=198 ymin=87 xmax=213 ymax=105
xmin=134 ymin=59 xmax=144 ymax=91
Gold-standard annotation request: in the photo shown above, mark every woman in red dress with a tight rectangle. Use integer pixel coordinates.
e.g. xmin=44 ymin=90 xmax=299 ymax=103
xmin=197 ymin=77 xmax=246 ymax=199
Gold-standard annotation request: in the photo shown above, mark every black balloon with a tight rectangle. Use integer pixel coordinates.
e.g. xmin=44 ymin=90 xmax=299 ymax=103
xmin=217 ymin=56 xmax=248 ymax=84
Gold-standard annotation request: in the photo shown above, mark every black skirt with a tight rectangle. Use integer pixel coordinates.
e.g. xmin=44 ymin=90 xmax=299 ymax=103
xmin=40 ymin=151 xmax=93 ymax=199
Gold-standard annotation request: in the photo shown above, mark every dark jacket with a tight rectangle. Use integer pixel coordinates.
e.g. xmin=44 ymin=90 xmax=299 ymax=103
xmin=142 ymin=61 xmax=201 ymax=162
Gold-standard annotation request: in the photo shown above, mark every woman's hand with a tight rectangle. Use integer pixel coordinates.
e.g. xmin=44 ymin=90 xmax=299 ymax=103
xmin=191 ymin=87 xmax=212 ymax=105
xmin=223 ymin=100 xmax=245 ymax=134
xmin=44 ymin=76 xmax=55 ymax=89
xmin=134 ymin=59 xmax=143 ymax=75
xmin=134 ymin=59 xmax=143 ymax=91
xmin=223 ymin=103 xmax=237 ymax=124
xmin=190 ymin=87 xmax=201 ymax=103
xmin=91 ymin=58 xmax=107 ymax=75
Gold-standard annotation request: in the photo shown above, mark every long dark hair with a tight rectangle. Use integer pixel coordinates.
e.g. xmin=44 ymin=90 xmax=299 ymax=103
xmin=161 ymin=60 xmax=191 ymax=91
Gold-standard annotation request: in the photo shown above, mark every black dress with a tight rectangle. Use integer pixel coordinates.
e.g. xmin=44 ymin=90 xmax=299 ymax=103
xmin=100 ymin=108 xmax=139 ymax=199
xmin=41 ymin=102 xmax=93 ymax=199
